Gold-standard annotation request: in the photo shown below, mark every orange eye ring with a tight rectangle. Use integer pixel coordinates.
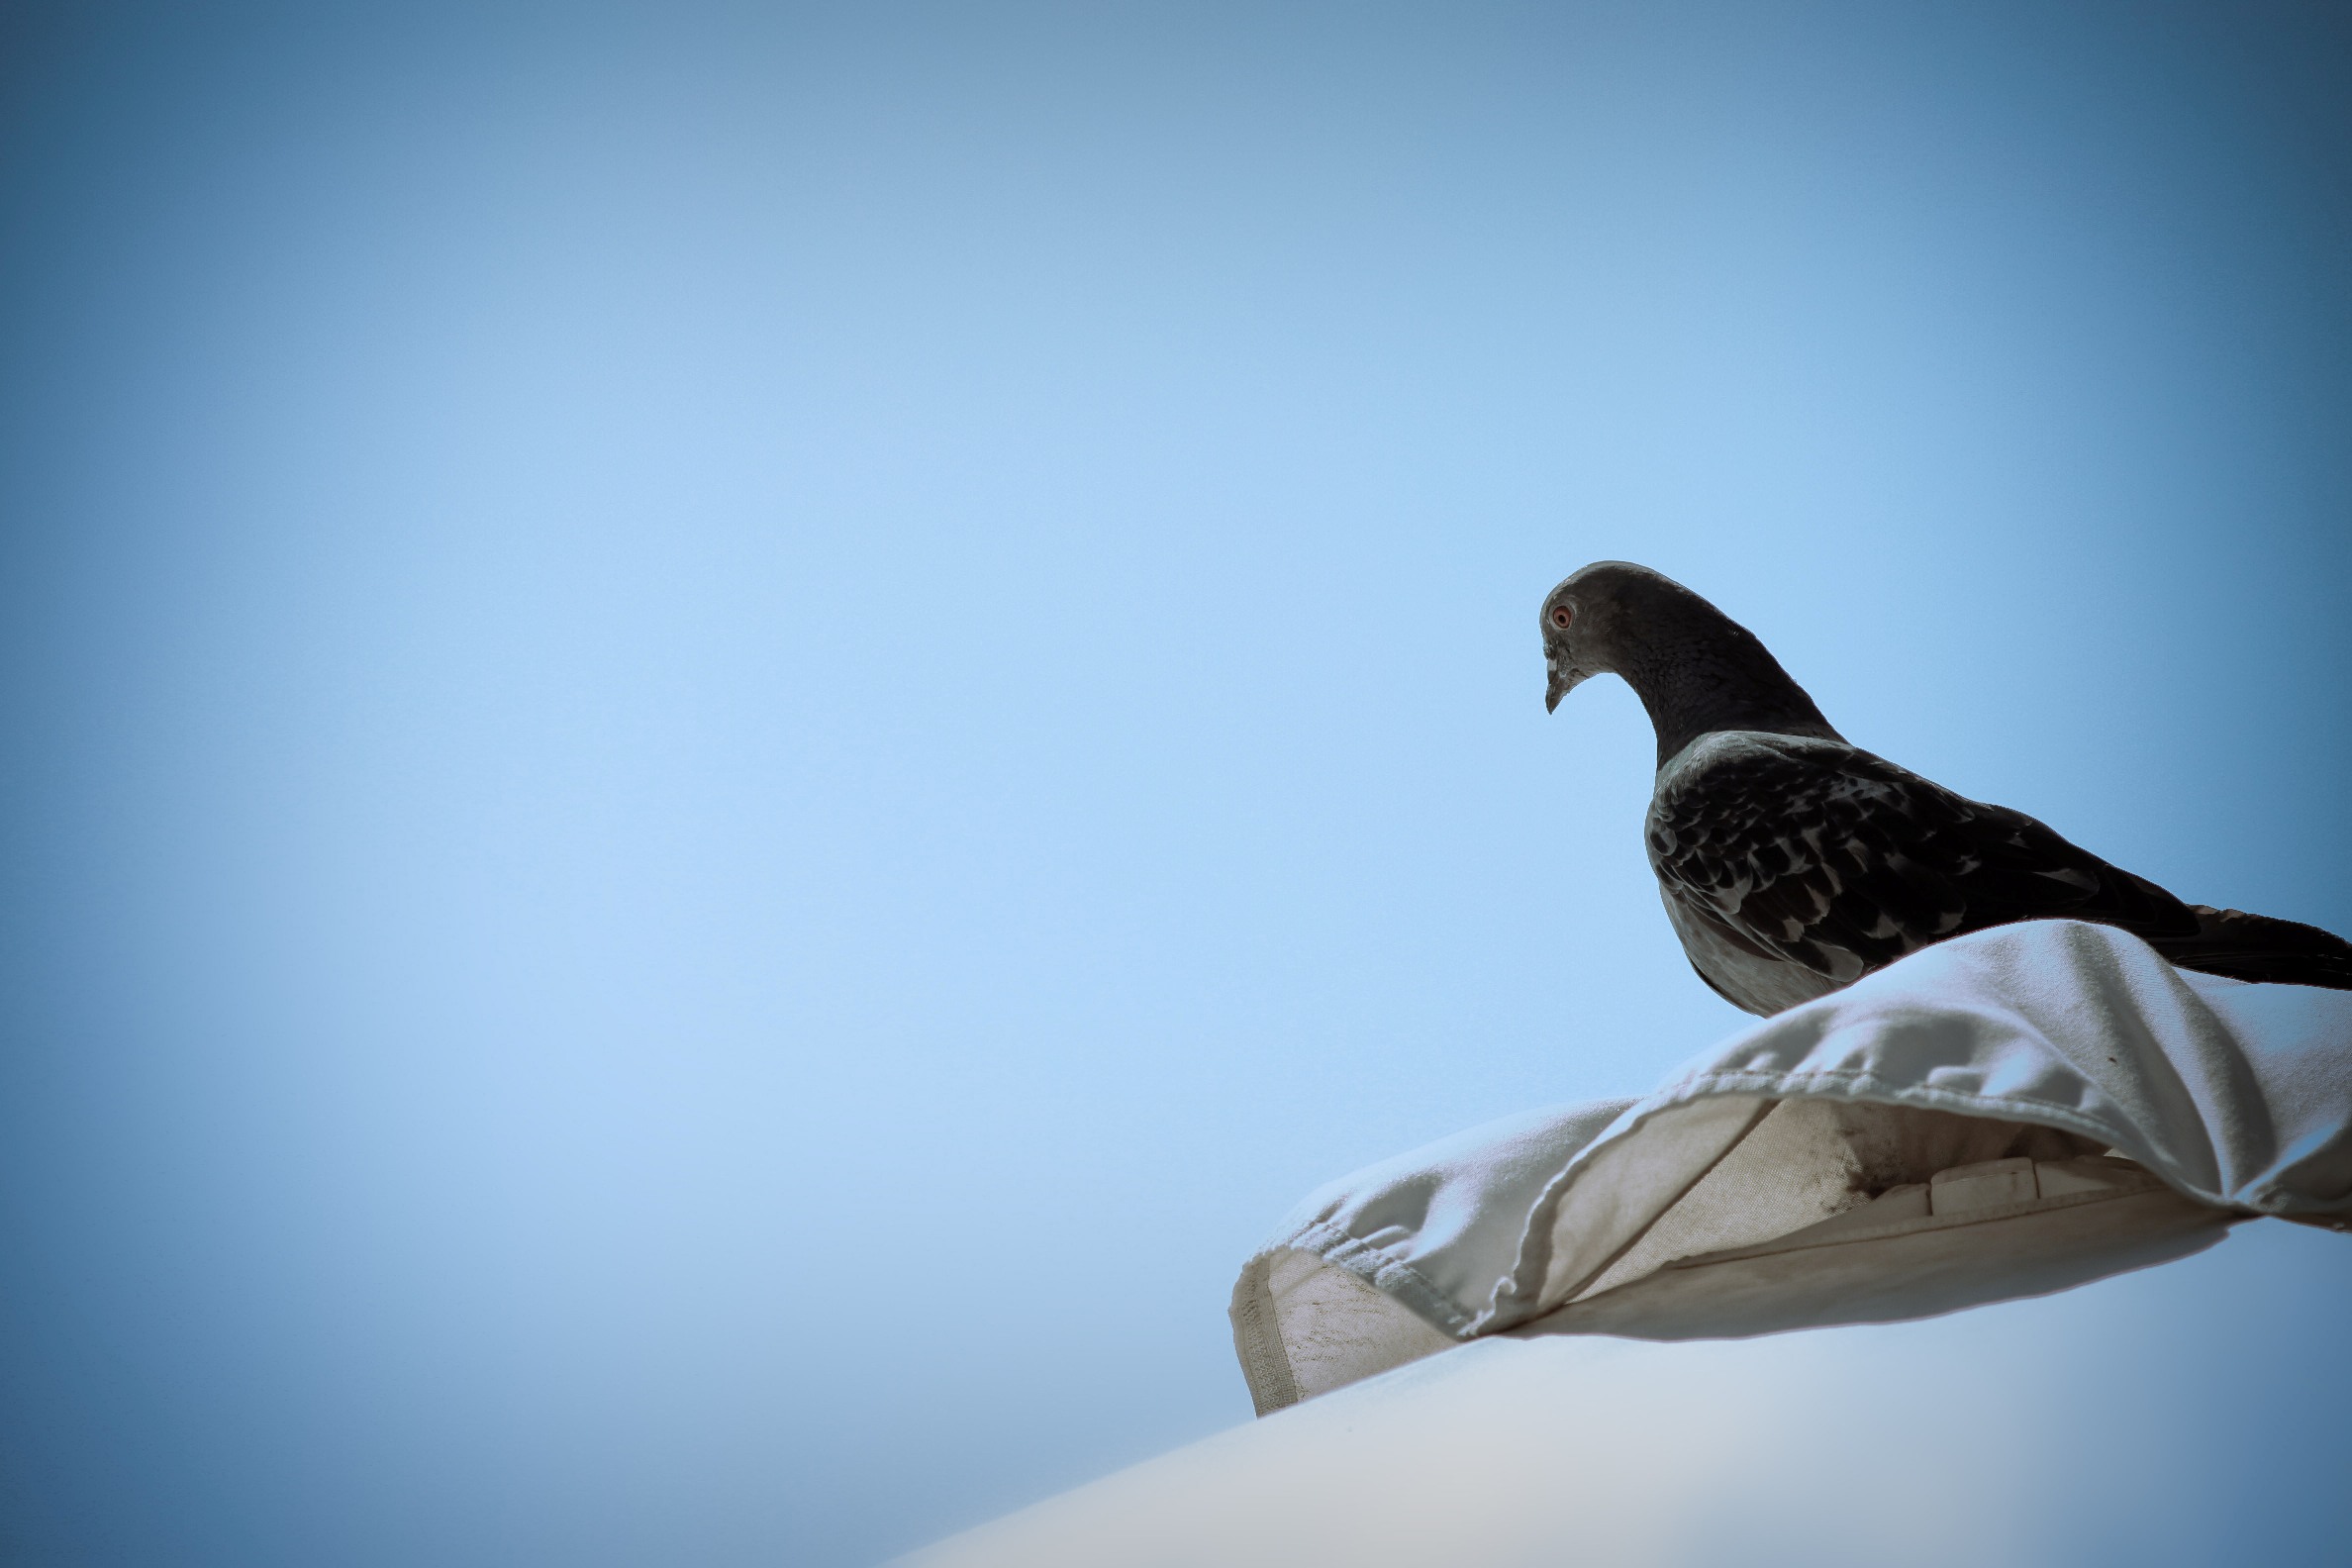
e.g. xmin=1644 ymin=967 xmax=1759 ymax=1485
xmin=1549 ymin=606 xmax=1573 ymax=630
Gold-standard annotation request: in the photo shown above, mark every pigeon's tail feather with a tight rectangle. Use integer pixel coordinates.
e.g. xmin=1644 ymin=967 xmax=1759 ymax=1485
xmin=2149 ymin=905 xmax=2352 ymax=991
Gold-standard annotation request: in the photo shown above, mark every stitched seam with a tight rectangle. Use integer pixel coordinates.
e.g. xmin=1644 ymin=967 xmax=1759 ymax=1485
xmin=1653 ymin=1183 xmax=2172 ymax=1266
xmin=1284 ymin=1221 xmax=1481 ymax=1337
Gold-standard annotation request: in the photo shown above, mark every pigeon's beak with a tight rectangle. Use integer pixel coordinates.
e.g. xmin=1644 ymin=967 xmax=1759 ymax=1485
xmin=1544 ymin=655 xmax=1589 ymax=714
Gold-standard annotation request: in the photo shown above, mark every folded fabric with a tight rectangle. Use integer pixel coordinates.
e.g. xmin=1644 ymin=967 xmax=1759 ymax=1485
xmin=1231 ymin=919 xmax=2352 ymax=1415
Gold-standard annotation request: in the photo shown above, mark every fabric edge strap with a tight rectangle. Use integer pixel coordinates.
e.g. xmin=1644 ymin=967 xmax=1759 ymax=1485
xmin=1227 ymin=1254 xmax=1300 ymax=1418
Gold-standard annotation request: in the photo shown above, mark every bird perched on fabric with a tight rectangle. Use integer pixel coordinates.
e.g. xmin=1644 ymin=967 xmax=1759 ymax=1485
xmin=1539 ymin=560 xmax=2352 ymax=1016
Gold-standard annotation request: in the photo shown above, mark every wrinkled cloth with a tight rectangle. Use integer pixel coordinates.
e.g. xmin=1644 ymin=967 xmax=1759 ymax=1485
xmin=1232 ymin=920 xmax=2352 ymax=1395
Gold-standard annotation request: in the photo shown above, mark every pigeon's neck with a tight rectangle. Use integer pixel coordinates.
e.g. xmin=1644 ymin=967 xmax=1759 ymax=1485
xmin=1616 ymin=623 xmax=1844 ymax=770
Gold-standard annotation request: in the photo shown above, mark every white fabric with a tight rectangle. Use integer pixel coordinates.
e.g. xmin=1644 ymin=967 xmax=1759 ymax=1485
xmin=901 ymin=1221 xmax=2352 ymax=1568
xmin=1230 ymin=920 xmax=2352 ymax=1414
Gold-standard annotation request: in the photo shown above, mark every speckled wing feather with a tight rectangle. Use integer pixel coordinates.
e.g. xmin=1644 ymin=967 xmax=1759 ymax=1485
xmin=1645 ymin=735 xmax=2198 ymax=990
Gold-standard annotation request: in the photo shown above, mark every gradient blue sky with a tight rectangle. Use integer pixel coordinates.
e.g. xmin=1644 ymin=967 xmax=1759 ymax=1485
xmin=2 ymin=4 xmax=2349 ymax=1564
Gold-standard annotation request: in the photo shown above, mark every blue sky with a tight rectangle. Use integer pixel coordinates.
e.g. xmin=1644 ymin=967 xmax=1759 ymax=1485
xmin=2 ymin=4 xmax=2348 ymax=1564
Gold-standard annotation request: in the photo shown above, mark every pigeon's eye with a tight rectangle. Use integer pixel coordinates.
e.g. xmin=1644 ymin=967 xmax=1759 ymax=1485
xmin=1549 ymin=606 xmax=1573 ymax=630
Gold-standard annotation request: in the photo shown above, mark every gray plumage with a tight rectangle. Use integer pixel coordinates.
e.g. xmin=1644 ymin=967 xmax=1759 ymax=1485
xmin=1539 ymin=560 xmax=2352 ymax=1016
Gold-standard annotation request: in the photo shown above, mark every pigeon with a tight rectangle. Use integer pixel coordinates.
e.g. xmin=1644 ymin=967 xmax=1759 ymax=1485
xmin=1538 ymin=560 xmax=2352 ymax=1016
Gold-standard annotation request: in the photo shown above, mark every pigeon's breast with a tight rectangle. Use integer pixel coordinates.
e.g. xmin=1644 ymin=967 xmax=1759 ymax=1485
xmin=1642 ymin=731 xmax=1897 ymax=1016
xmin=1657 ymin=888 xmax=1843 ymax=1015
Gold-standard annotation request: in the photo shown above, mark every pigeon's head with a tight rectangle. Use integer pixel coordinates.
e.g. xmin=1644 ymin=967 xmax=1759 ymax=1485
xmin=1538 ymin=560 xmax=1692 ymax=712
xmin=1540 ymin=561 xmax=1844 ymax=759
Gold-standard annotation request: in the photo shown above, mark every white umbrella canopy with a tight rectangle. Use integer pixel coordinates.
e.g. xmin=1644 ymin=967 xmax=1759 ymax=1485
xmin=907 ymin=922 xmax=2352 ymax=1566
xmin=901 ymin=1220 xmax=2346 ymax=1568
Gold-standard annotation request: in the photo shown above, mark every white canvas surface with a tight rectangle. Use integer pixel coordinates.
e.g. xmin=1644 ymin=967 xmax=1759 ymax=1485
xmin=1232 ymin=920 xmax=2352 ymax=1412
xmin=900 ymin=1220 xmax=2348 ymax=1568
xmin=900 ymin=920 xmax=2352 ymax=1567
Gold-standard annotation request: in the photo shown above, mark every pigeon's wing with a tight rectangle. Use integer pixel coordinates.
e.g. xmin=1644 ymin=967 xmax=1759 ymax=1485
xmin=1647 ymin=738 xmax=2198 ymax=986
xmin=2151 ymin=905 xmax=2352 ymax=990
